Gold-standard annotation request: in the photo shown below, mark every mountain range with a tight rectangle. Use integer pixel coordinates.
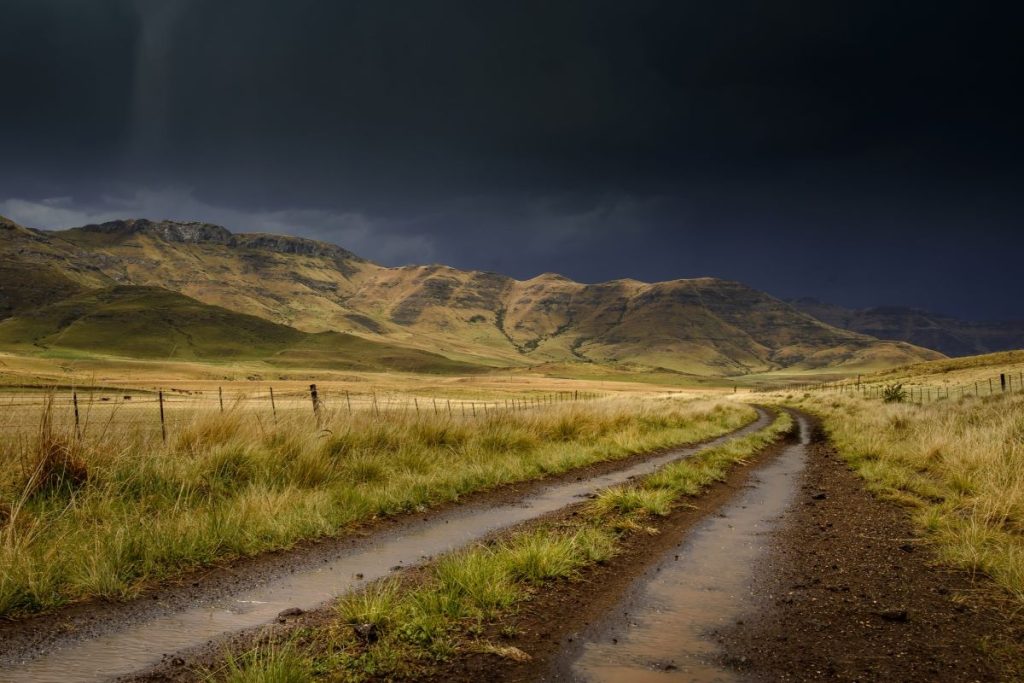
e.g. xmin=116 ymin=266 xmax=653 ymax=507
xmin=0 ymin=215 xmax=944 ymax=376
xmin=789 ymin=298 xmax=1024 ymax=358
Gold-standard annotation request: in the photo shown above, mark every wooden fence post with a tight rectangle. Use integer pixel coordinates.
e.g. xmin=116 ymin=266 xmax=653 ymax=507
xmin=269 ymin=386 xmax=277 ymax=424
xmin=219 ymin=386 xmax=224 ymax=413
xmin=1001 ymin=374 xmax=1007 ymax=392
xmin=309 ymin=384 xmax=321 ymax=423
xmin=72 ymin=391 xmax=81 ymax=440
xmin=158 ymin=389 xmax=166 ymax=443
xmin=346 ymin=390 xmax=352 ymax=414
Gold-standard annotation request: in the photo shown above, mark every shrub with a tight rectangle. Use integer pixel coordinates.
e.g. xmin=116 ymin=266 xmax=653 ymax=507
xmin=883 ymin=383 xmax=908 ymax=403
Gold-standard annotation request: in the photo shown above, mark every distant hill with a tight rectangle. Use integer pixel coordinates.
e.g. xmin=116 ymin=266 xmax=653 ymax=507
xmin=0 ymin=216 xmax=90 ymax=318
xmin=789 ymin=298 xmax=1024 ymax=357
xmin=0 ymin=215 xmax=943 ymax=375
xmin=0 ymin=285 xmax=303 ymax=359
xmin=0 ymin=283 xmax=481 ymax=373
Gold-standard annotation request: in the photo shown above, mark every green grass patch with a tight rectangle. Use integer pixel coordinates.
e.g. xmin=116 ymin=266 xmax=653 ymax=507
xmin=0 ymin=284 xmax=485 ymax=374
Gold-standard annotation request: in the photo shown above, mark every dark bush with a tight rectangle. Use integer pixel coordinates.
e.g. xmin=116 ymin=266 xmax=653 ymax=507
xmin=882 ymin=383 xmax=908 ymax=404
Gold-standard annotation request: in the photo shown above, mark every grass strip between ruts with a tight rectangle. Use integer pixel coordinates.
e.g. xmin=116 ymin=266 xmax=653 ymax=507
xmin=205 ymin=410 xmax=794 ymax=682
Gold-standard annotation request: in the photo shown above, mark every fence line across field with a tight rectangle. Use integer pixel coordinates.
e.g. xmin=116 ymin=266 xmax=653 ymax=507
xmin=751 ymin=368 xmax=1024 ymax=405
xmin=0 ymin=384 xmax=604 ymax=441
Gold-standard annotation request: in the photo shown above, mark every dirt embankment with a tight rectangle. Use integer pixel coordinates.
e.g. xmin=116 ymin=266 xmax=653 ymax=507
xmin=714 ymin=423 xmax=1024 ymax=681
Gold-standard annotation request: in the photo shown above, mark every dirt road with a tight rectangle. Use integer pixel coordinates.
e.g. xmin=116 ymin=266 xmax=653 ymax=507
xmin=436 ymin=410 xmax=1023 ymax=682
xmin=0 ymin=410 xmax=773 ymax=683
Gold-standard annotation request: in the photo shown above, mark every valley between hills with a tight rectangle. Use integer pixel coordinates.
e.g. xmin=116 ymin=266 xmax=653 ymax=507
xmin=0 ymin=215 xmax=943 ymax=386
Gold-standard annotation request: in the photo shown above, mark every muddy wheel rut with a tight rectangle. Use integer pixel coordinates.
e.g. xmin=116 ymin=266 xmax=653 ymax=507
xmin=422 ymin=410 xmax=808 ymax=683
xmin=0 ymin=409 xmax=773 ymax=683
xmin=556 ymin=411 xmax=810 ymax=682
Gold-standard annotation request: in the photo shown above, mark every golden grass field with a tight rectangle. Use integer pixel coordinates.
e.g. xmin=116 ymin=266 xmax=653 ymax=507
xmin=0 ymin=386 xmax=754 ymax=618
xmin=769 ymin=350 xmax=1024 ymax=603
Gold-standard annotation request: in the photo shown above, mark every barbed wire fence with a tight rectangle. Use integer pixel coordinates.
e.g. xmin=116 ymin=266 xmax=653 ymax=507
xmin=751 ymin=369 xmax=1024 ymax=405
xmin=0 ymin=384 xmax=605 ymax=442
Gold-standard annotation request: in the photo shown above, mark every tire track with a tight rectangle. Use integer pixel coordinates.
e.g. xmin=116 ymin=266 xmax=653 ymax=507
xmin=559 ymin=410 xmax=809 ymax=681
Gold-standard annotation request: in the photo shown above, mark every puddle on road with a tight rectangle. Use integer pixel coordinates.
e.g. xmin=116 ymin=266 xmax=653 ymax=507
xmin=568 ymin=412 xmax=809 ymax=683
xmin=1 ymin=412 xmax=771 ymax=683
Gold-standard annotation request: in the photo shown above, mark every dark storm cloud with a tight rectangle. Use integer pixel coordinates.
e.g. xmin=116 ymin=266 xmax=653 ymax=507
xmin=1 ymin=1 xmax=1022 ymax=318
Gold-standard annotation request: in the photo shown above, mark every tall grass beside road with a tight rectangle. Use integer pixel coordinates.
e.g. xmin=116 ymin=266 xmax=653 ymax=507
xmin=791 ymin=389 xmax=1024 ymax=603
xmin=0 ymin=395 xmax=754 ymax=617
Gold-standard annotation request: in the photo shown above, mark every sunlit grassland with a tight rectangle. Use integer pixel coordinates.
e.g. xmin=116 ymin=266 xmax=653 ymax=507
xmin=780 ymin=357 xmax=1024 ymax=603
xmin=0 ymin=346 xmax=706 ymax=399
xmin=205 ymin=412 xmax=793 ymax=682
xmin=866 ymin=349 xmax=1024 ymax=383
xmin=593 ymin=410 xmax=794 ymax=520
xmin=0 ymin=394 xmax=754 ymax=618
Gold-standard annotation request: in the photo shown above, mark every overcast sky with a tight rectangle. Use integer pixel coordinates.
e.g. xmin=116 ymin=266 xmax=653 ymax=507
xmin=1 ymin=1 xmax=1021 ymax=319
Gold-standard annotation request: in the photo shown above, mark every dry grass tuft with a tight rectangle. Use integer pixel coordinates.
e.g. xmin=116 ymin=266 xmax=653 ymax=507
xmin=22 ymin=398 xmax=89 ymax=499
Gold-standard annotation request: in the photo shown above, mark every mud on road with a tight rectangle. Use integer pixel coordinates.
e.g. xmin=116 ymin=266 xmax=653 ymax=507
xmin=559 ymin=411 xmax=810 ymax=682
xmin=715 ymin=417 xmax=1024 ymax=682
xmin=426 ymin=413 xmax=801 ymax=683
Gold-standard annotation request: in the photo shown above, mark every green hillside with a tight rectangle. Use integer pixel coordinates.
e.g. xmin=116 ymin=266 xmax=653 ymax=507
xmin=270 ymin=332 xmax=485 ymax=374
xmin=0 ymin=286 xmax=304 ymax=359
xmin=0 ymin=285 xmax=483 ymax=373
